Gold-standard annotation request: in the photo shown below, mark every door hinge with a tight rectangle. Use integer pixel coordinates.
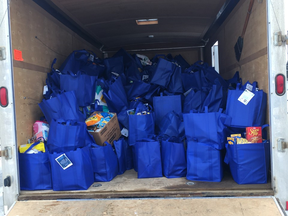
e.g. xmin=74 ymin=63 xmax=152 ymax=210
xmin=0 ymin=146 xmax=12 ymax=160
xmin=277 ymin=138 xmax=288 ymax=152
xmin=0 ymin=47 xmax=6 ymax=60
xmin=274 ymin=31 xmax=288 ymax=46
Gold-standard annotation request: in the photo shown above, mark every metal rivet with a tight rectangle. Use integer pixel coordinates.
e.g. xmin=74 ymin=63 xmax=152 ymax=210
xmin=93 ymin=183 xmax=102 ymax=187
xmin=186 ymin=182 xmax=195 ymax=186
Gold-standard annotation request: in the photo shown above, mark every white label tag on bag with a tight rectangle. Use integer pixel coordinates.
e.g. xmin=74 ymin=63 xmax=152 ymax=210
xmin=43 ymin=85 xmax=48 ymax=95
xmin=55 ymin=154 xmax=73 ymax=170
xmin=246 ymin=83 xmax=253 ymax=91
xmin=238 ymin=89 xmax=255 ymax=105
xmin=121 ymin=128 xmax=129 ymax=137
xmin=142 ymin=75 xmax=149 ymax=81
xmin=89 ymin=54 xmax=94 ymax=62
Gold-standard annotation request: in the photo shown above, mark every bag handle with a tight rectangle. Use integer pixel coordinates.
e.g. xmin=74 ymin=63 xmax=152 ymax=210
xmin=236 ymin=83 xmax=241 ymax=90
xmin=151 ymin=54 xmax=167 ymax=62
xmin=224 ymin=143 xmax=230 ymax=164
xmin=136 ymin=138 xmax=156 ymax=142
xmin=51 ymin=58 xmax=57 ymax=71
xmin=189 ymin=109 xmax=199 ymax=113
xmin=24 ymin=140 xmax=42 ymax=154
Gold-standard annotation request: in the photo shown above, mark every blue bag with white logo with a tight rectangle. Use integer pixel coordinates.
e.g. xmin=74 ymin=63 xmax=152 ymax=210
xmin=49 ymin=146 xmax=94 ymax=191
xmin=226 ymin=81 xmax=267 ymax=127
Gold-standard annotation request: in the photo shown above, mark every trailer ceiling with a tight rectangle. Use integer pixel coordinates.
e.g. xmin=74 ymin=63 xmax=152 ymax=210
xmin=42 ymin=0 xmax=232 ymax=51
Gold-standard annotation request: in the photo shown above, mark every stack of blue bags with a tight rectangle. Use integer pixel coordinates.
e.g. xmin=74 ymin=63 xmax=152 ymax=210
xmin=19 ymin=48 xmax=269 ymax=192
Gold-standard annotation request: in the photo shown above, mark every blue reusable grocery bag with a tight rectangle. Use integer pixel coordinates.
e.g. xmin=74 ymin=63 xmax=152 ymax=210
xmin=126 ymin=80 xmax=152 ymax=101
xmin=49 ymin=146 xmax=94 ymax=191
xmin=173 ymin=54 xmax=190 ymax=72
xmin=59 ymin=49 xmax=94 ymax=75
xmin=60 ymin=71 xmax=98 ymax=107
xmin=201 ymin=84 xmax=226 ymax=112
xmin=90 ymin=143 xmax=119 ymax=182
xmin=161 ymin=137 xmax=187 ymax=178
xmin=153 ymin=94 xmax=182 ymax=127
xmin=128 ymin=112 xmax=155 ymax=146
xmin=224 ymin=140 xmax=270 ymax=184
xmin=167 ymin=64 xmax=183 ymax=93
xmin=114 ymin=137 xmax=134 ymax=174
xmin=80 ymin=61 xmax=105 ymax=77
xmin=135 ymin=139 xmax=162 ymax=178
xmin=19 ymin=141 xmax=52 ymax=190
xmin=183 ymin=107 xmax=231 ymax=149
xmin=227 ymin=71 xmax=241 ymax=89
xmin=158 ymin=111 xmax=184 ymax=137
xmin=183 ymin=88 xmax=208 ymax=113
xmin=102 ymin=76 xmax=129 ymax=113
xmin=39 ymin=91 xmax=86 ymax=124
xmin=201 ymin=62 xmax=228 ymax=89
xmin=44 ymin=59 xmax=61 ymax=99
xmin=226 ymin=82 xmax=267 ymax=127
xmin=103 ymin=56 xmax=124 ymax=80
xmin=47 ymin=119 xmax=93 ymax=153
xmin=113 ymin=48 xmax=141 ymax=81
xmin=187 ymin=141 xmax=223 ymax=182
xmin=181 ymin=68 xmax=210 ymax=91
xmin=150 ymin=58 xmax=174 ymax=88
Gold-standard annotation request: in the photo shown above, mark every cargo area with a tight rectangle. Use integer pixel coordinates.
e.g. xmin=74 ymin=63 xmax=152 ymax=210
xmin=11 ymin=0 xmax=272 ymax=200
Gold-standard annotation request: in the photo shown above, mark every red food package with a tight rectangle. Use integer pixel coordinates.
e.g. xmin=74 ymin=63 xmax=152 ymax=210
xmin=246 ymin=127 xmax=262 ymax=143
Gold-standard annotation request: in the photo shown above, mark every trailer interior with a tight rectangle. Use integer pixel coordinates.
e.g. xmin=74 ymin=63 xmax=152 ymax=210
xmin=10 ymin=0 xmax=272 ymax=200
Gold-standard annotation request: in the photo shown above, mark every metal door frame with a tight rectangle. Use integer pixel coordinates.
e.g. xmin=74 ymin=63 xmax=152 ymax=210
xmin=0 ymin=0 xmax=20 ymax=214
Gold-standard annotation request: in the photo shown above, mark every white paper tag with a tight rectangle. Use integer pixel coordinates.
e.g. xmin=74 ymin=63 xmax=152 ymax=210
xmin=89 ymin=54 xmax=94 ymax=62
xmin=121 ymin=128 xmax=129 ymax=137
xmin=246 ymin=83 xmax=253 ymax=91
xmin=238 ymin=89 xmax=255 ymax=105
xmin=111 ymin=72 xmax=119 ymax=77
xmin=43 ymin=85 xmax=48 ymax=95
xmin=55 ymin=154 xmax=73 ymax=170
xmin=142 ymin=75 xmax=149 ymax=81
xmin=183 ymin=88 xmax=193 ymax=97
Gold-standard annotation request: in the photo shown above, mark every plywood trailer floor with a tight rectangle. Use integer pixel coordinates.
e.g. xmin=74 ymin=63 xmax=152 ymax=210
xmin=8 ymin=197 xmax=282 ymax=216
xmin=19 ymin=170 xmax=273 ymax=201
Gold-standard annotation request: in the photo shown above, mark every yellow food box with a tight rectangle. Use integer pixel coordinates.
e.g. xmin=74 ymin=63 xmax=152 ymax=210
xmin=231 ymin=134 xmax=241 ymax=138
xmin=227 ymin=137 xmax=236 ymax=145
xmin=19 ymin=142 xmax=45 ymax=153
xmin=236 ymin=138 xmax=252 ymax=144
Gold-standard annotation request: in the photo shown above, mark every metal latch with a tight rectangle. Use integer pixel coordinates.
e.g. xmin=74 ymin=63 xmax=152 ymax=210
xmin=274 ymin=31 xmax=288 ymax=46
xmin=0 ymin=47 xmax=6 ymax=60
xmin=0 ymin=146 xmax=12 ymax=160
xmin=277 ymin=138 xmax=288 ymax=152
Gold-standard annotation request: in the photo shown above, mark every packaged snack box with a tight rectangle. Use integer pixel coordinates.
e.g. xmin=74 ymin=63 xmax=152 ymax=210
xmin=246 ymin=126 xmax=262 ymax=143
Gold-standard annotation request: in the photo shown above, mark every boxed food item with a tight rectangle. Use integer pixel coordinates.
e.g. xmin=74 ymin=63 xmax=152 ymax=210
xmin=246 ymin=126 xmax=262 ymax=143
xmin=88 ymin=112 xmax=121 ymax=146
xmin=236 ymin=138 xmax=252 ymax=144
xmin=19 ymin=142 xmax=45 ymax=153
